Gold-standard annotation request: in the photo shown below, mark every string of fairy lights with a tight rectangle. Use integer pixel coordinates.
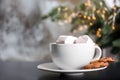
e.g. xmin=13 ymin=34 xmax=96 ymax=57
xmin=56 ymin=0 xmax=118 ymax=38
xmin=42 ymin=0 xmax=120 ymax=54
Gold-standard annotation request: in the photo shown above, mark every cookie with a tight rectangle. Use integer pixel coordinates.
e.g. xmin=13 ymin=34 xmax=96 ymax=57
xmin=83 ymin=57 xmax=115 ymax=69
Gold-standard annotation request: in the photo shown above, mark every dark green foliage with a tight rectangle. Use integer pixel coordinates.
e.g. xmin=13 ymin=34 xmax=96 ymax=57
xmin=41 ymin=0 xmax=120 ymax=55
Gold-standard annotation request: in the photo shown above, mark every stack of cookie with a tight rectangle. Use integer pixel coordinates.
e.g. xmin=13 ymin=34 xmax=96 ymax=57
xmin=83 ymin=57 xmax=115 ymax=69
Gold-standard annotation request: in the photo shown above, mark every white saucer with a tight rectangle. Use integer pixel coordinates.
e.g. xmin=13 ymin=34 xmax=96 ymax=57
xmin=37 ymin=62 xmax=107 ymax=74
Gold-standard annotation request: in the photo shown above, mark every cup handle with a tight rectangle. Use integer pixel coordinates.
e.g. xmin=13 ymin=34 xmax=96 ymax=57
xmin=92 ymin=45 xmax=102 ymax=61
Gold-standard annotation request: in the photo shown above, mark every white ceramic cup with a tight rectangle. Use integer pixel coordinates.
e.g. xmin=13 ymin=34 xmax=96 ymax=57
xmin=50 ymin=43 xmax=102 ymax=70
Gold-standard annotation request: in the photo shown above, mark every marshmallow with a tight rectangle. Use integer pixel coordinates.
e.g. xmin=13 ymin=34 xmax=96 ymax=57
xmin=75 ymin=36 xmax=88 ymax=43
xmin=75 ymin=35 xmax=94 ymax=44
xmin=83 ymin=35 xmax=94 ymax=44
xmin=64 ymin=36 xmax=77 ymax=44
xmin=56 ymin=35 xmax=67 ymax=44
xmin=56 ymin=35 xmax=94 ymax=44
xmin=56 ymin=35 xmax=77 ymax=44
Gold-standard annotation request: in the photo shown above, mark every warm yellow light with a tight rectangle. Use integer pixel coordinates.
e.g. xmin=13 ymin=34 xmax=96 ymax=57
xmin=99 ymin=1 xmax=103 ymax=6
xmin=96 ymin=33 xmax=101 ymax=37
xmin=73 ymin=30 xmax=77 ymax=33
xmin=78 ymin=26 xmax=83 ymax=31
xmin=114 ymin=12 xmax=117 ymax=16
xmin=64 ymin=7 xmax=68 ymax=11
xmin=104 ymin=7 xmax=108 ymax=11
xmin=96 ymin=28 xmax=102 ymax=37
xmin=85 ymin=3 xmax=88 ymax=6
xmin=92 ymin=16 xmax=96 ymax=20
xmin=89 ymin=22 xmax=93 ymax=26
xmin=68 ymin=17 xmax=72 ymax=23
xmin=96 ymin=31 xmax=101 ymax=37
xmin=96 ymin=10 xmax=100 ymax=13
xmin=102 ymin=10 xmax=106 ymax=14
xmin=58 ymin=7 xmax=61 ymax=12
xmin=113 ymin=6 xmax=117 ymax=11
xmin=112 ymin=25 xmax=115 ymax=30
xmin=71 ymin=12 xmax=76 ymax=17
xmin=87 ymin=0 xmax=91 ymax=7
xmin=93 ymin=7 xmax=96 ymax=11
xmin=84 ymin=15 xmax=87 ymax=19
xmin=98 ymin=28 xmax=102 ymax=31
xmin=87 ymin=16 xmax=91 ymax=20
xmin=64 ymin=13 xmax=68 ymax=18
xmin=101 ymin=14 xmax=105 ymax=19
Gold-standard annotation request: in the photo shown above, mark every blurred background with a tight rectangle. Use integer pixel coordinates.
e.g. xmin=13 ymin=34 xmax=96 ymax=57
xmin=0 ymin=0 xmax=80 ymax=61
xmin=0 ymin=0 xmax=120 ymax=61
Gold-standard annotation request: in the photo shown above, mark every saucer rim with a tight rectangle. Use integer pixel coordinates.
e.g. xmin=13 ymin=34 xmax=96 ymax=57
xmin=37 ymin=62 xmax=107 ymax=73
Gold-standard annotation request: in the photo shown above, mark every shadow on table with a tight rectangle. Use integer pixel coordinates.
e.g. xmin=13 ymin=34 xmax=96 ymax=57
xmin=38 ymin=62 xmax=120 ymax=80
xmin=37 ymin=68 xmax=107 ymax=80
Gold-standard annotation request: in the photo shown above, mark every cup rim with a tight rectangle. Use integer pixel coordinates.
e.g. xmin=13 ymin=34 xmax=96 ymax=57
xmin=50 ymin=42 xmax=95 ymax=45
